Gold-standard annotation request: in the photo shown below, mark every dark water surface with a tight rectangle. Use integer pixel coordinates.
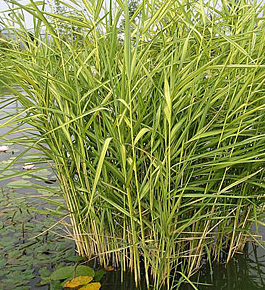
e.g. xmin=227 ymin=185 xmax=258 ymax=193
xmin=185 ymin=243 xmax=265 ymax=290
xmin=0 ymin=92 xmax=264 ymax=290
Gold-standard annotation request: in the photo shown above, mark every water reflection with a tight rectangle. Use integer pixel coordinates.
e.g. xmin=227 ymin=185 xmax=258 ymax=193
xmin=183 ymin=243 xmax=265 ymax=290
xmin=98 ymin=241 xmax=265 ymax=290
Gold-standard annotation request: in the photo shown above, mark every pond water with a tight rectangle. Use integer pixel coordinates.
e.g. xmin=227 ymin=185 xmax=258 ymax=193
xmin=182 ymin=244 xmax=265 ymax=290
xmin=0 ymin=91 xmax=264 ymax=290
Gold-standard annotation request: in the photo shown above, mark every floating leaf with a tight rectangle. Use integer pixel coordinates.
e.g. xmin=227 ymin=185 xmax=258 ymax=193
xmin=50 ymin=280 xmax=62 ymax=290
xmin=0 ymin=258 xmax=6 ymax=268
xmin=50 ymin=266 xmax=76 ymax=281
xmin=0 ymin=160 xmax=12 ymax=164
xmin=93 ymin=269 xmax=106 ymax=282
xmin=66 ymin=256 xmax=87 ymax=262
xmin=36 ymin=169 xmax=52 ymax=176
xmin=50 ymin=265 xmax=94 ymax=281
xmin=39 ymin=267 xmax=51 ymax=278
xmin=64 ymin=276 xmax=93 ymax=288
xmin=79 ymin=282 xmax=101 ymax=290
xmin=6 ymin=180 xmax=32 ymax=188
xmin=75 ymin=265 xmax=95 ymax=277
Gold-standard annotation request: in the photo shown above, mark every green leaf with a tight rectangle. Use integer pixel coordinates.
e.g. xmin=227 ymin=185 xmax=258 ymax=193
xmin=93 ymin=269 xmax=106 ymax=282
xmin=88 ymin=138 xmax=112 ymax=211
xmin=75 ymin=265 xmax=95 ymax=278
xmin=66 ymin=256 xmax=87 ymax=262
xmin=50 ymin=280 xmax=62 ymax=290
xmin=134 ymin=128 xmax=150 ymax=145
xmin=50 ymin=265 xmax=94 ymax=281
xmin=39 ymin=267 xmax=51 ymax=278
xmin=6 ymin=180 xmax=32 ymax=188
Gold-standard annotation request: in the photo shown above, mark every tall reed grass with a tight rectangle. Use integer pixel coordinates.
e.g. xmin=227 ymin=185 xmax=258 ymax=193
xmin=1 ymin=0 xmax=265 ymax=288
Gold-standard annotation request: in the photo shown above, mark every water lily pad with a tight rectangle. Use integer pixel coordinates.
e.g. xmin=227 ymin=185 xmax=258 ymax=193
xmin=93 ymin=269 xmax=106 ymax=282
xmin=13 ymin=286 xmax=30 ymax=290
xmin=79 ymin=282 xmax=101 ymax=290
xmin=75 ymin=265 xmax=95 ymax=278
xmin=0 ymin=186 xmax=75 ymax=288
xmin=1 ymin=170 xmax=15 ymax=175
xmin=63 ymin=276 xmax=93 ymax=288
xmin=50 ymin=280 xmax=62 ymax=290
xmin=66 ymin=256 xmax=87 ymax=262
xmin=35 ymin=169 xmax=52 ymax=176
xmin=39 ymin=267 xmax=51 ymax=278
xmin=50 ymin=265 xmax=94 ymax=281
xmin=36 ymin=279 xmax=50 ymax=286
xmin=0 ymin=258 xmax=6 ymax=268
xmin=6 ymin=180 xmax=32 ymax=188
xmin=1 ymin=160 xmax=12 ymax=164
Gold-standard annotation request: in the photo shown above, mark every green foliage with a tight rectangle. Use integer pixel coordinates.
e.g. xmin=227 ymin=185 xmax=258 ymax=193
xmin=119 ymin=0 xmax=140 ymax=30
xmin=0 ymin=187 xmax=74 ymax=289
xmin=93 ymin=269 xmax=106 ymax=282
xmin=0 ymin=187 xmax=104 ymax=289
xmin=1 ymin=0 xmax=265 ymax=289
xmin=50 ymin=265 xmax=95 ymax=280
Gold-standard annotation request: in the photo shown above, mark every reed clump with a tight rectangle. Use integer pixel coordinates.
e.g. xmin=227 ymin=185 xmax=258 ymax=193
xmin=1 ymin=0 xmax=265 ymax=288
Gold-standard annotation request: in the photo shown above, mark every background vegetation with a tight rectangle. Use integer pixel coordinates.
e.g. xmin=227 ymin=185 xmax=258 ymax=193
xmin=1 ymin=0 xmax=265 ymax=289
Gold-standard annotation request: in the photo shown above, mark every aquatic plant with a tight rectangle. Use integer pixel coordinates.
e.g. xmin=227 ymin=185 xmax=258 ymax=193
xmin=1 ymin=0 xmax=265 ymax=289
xmin=0 ymin=145 xmax=9 ymax=152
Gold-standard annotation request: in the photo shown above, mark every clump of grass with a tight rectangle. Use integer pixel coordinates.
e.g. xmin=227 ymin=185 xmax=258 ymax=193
xmin=1 ymin=0 xmax=265 ymax=288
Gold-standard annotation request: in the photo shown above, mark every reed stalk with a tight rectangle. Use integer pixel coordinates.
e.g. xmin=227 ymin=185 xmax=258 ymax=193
xmin=1 ymin=0 xmax=265 ymax=288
